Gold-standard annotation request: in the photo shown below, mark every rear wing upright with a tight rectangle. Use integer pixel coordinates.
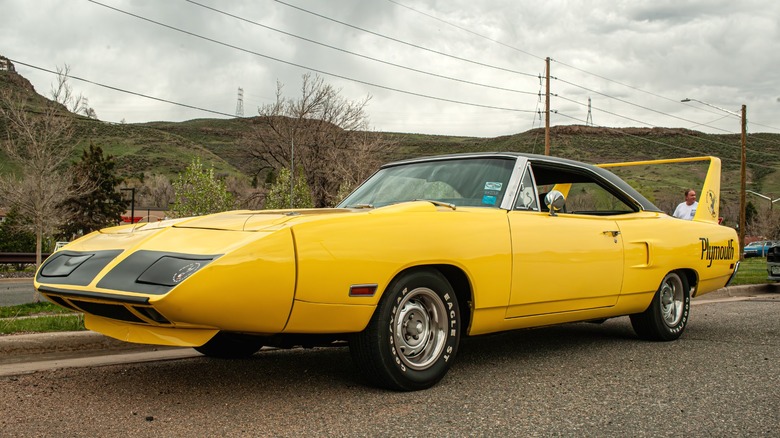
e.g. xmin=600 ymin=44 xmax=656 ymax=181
xmin=598 ymin=156 xmax=722 ymax=224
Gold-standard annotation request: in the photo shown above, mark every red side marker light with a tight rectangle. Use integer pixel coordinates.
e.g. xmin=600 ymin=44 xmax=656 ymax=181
xmin=349 ymin=284 xmax=378 ymax=297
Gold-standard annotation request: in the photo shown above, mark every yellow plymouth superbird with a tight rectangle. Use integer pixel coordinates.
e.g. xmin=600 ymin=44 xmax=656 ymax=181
xmin=35 ymin=152 xmax=738 ymax=390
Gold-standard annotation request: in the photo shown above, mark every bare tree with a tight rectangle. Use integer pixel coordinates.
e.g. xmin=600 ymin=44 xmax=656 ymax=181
xmin=0 ymin=88 xmax=88 ymax=270
xmin=136 ymin=173 xmax=174 ymax=209
xmin=50 ymin=64 xmax=98 ymax=119
xmin=244 ymin=73 xmax=386 ymax=207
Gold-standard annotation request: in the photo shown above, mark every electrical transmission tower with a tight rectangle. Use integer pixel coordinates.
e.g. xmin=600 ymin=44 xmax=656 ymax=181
xmin=586 ymin=97 xmax=593 ymax=126
xmin=235 ymin=87 xmax=244 ymax=117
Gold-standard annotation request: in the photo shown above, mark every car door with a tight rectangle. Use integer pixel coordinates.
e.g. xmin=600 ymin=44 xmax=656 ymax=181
xmin=506 ymin=212 xmax=623 ymax=317
xmin=505 ymin=163 xmax=625 ymax=318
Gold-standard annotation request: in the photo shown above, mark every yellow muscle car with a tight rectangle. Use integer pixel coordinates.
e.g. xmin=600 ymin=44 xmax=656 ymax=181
xmin=35 ymin=153 xmax=739 ymax=391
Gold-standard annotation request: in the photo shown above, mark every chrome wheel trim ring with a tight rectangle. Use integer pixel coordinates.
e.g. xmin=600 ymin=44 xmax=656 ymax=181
xmin=393 ymin=287 xmax=448 ymax=371
xmin=660 ymin=275 xmax=684 ymax=327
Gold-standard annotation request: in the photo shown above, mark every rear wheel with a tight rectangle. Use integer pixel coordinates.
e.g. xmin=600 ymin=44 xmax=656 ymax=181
xmin=350 ymin=269 xmax=460 ymax=391
xmin=194 ymin=332 xmax=264 ymax=358
xmin=630 ymin=272 xmax=690 ymax=341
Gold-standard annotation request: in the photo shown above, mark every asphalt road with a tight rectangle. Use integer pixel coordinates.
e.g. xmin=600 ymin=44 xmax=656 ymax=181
xmin=1 ymin=292 xmax=778 ymax=437
xmin=0 ymin=278 xmax=36 ymax=306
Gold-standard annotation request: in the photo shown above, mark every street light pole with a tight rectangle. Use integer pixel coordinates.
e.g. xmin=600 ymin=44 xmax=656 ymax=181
xmin=120 ymin=188 xmax=136 ymax=224
xmin=681 ymin=98 xmax=747 ymax=257
xmin=746 ymin=190 xmax=780 ymax=210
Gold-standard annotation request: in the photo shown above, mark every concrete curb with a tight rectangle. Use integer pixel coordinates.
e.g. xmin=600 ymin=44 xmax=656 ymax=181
xmin=0 ymin=331 xmax=156 ymax=359
xmin=0 ymin=284 xmax=777 ymax=361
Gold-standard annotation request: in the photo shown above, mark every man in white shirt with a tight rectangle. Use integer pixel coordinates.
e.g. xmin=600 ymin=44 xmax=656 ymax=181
xmin=673 ymin=188 xmax=698 ymax=220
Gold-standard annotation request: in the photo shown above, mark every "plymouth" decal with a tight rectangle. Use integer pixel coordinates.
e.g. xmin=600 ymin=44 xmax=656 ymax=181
xmin=700 ymin=238 xmax=735 ymax=267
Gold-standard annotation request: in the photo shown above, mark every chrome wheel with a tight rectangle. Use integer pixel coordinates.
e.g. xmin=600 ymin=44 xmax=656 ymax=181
xmin=350 ymin=269 xmax=460 ymax=390
xmin=393 ymin=287 xmax=448 ymax=370
xmin=630 ymin=271 xmax=690 ymax=341
xmin=659 ymin=274 xmax=685 ymax=327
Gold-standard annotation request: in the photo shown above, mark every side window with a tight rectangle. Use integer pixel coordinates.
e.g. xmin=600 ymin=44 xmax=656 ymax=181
xmin=514 ymin=166 xmax=538 ymax=211
xmin=565 ymin=182 xmax=634 ymax=214
xmin=528 ymin=162 xmax=638 ymax=216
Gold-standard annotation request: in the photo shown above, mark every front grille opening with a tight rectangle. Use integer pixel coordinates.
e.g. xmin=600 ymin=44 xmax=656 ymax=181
xmin=133 ymin=306 xmax=171 ymax=324
xmin=45 ymin=295 xmax=79 ymax=311
xmin=70 ymin=300 xmax=145 ymax=324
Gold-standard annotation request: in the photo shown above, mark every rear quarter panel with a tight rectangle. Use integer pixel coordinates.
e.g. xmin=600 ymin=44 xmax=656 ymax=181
xmin=617 ymin=213 xmax=737 ymax=305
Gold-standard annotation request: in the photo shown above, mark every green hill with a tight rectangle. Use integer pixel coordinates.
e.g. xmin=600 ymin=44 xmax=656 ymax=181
xmin=2 ymin=61 xmax=778 ymax=222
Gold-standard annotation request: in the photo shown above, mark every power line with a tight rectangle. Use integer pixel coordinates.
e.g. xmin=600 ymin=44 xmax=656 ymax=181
xmin=85 ymin=0 xmax=536 ymax=114
xmin=554 ymin=58 xmax=780 ymax=134
xmin=553 ymin=111 xmax=750 ymax=166
xmin=555 ymin=102 xmax=780 ymax=169
xmin=386 ymin=0 xmax=545 ymax=62
xmin=273 ymin=0 xmax=538 ymax=78
xmin=554 ymin=93 xmax=777 ymax=157
xmin=9 ymin=58 xmax=238 ymax=119
xmin=184 ymin=0 xmax=535 ymax=96
xmin=386 ymin=1 xmax=780 ymax=136
xmin=554 ymin=75 xmax=736 ymax=135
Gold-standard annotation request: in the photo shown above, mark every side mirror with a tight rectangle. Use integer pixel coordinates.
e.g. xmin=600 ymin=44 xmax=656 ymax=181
xmin=545 ymin=190 xmax=566 ymax=216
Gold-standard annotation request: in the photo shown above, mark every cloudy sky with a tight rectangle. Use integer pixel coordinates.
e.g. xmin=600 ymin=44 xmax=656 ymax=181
xmin=2 ymin=0 xmax=779 ymax=137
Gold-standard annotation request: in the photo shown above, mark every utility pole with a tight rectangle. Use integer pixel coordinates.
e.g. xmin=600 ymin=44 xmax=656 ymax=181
xmin=544 ymin=57 xmax=551 ymax=156
xmin=739 ymin=104 xmax=747 ymax=257
xmin=680 ymin=98 xmax=747 ymax=257
xmin=290 ymin=138 xmax=294 ymax=209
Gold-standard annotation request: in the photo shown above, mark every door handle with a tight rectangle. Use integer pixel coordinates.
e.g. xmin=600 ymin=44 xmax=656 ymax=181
xmin=603 ymin=230 xmax=621 ymax=243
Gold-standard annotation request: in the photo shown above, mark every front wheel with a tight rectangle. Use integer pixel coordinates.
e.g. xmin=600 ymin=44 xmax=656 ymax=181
xmin=630 ymin=272 xmax=690 ymax=341
xmin=350 ymin=269 xmax=461 ymax=391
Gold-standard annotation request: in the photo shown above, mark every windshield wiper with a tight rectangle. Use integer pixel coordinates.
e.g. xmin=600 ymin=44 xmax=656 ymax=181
xmin=348 ymin=203 xmax=374 ymax=209
xmin=414 ymin=199 xmax=457 ymax=210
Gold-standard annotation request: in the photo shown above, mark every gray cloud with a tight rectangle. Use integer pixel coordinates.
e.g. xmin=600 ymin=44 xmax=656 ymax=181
xmin=1 ymin=0 xmax=778 ymax=136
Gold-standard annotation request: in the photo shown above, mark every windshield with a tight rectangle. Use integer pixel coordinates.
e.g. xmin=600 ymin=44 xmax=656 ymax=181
xmin=338 ymin=157 xmax=516 ymax=208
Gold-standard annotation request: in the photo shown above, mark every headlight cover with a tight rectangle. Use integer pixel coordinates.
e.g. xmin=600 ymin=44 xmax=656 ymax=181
xmin=96 ymin=250 xmax=221 ymax=295
xmin=37 ymin=250 xmax=123 ymax=286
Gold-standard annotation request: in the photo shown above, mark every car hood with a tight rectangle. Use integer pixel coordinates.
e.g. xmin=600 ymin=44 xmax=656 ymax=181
xmin=172 ymin=209 xmax=356 ymax=231
xmin=98 ymin=202 xmax=448 ymax=235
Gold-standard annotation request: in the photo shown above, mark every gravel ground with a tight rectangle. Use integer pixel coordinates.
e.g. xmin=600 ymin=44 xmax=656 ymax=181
xmin=0 ymin=271 xmax=35 ymax=279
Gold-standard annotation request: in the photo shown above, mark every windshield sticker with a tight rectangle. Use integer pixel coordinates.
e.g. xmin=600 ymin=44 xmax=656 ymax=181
xmin=484 ymin=182 xmax=503 ymax=191
xmin=482 ymin=195 xmax=497 ymax=205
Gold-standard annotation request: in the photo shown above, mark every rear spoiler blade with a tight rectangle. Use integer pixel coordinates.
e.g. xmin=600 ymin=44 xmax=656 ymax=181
xmin=598 ymin=156 xmax=722 ymax=224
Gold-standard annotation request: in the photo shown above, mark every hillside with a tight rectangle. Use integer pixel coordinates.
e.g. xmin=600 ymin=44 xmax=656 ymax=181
xmin=2 ymin=60 xmax=779 ymax=221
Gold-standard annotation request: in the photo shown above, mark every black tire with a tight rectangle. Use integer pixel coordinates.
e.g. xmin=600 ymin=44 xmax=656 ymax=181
xmin=350 ymin=269 xmax=461 ymax=391
xmin=194 ymin=332 xmax=264 ymax=358
xmin=630 ymin=272 xmax=690 ymax=341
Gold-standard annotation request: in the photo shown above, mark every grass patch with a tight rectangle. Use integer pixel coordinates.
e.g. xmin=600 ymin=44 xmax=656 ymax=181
xmin=0 ymin=302 xmax=85 ymax=334
xmin=729 ymin=257 xmax=771 ymax=286
xmin=0 ymin=313 xmax=84 ymax=334
xmin=0 ymin=302 xmax=73 ymax=318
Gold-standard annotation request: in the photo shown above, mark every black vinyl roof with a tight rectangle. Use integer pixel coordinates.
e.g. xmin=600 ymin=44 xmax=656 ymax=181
xmin=385 ymin=152 xmax=662 ymax=213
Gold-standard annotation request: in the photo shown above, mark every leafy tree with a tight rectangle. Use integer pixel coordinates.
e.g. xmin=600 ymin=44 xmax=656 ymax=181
xmin=0 ymin=87 xmax=88 ymax=269
xmin=58 ymin=143 xmax=128 ymax=239
xmin=745 ymin=201 xmax=758 ymax=227
xmin=264 ymin=167 xmax=313 ymax=210
xmin=0 ymin=208 xmax=35 ymax=252
xmin=171 ymin=157 xmax=235 ymax=217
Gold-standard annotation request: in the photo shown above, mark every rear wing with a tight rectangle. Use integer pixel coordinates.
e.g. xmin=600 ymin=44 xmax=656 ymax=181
xmin=598 ymin=156 xmax=722 ymax=224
